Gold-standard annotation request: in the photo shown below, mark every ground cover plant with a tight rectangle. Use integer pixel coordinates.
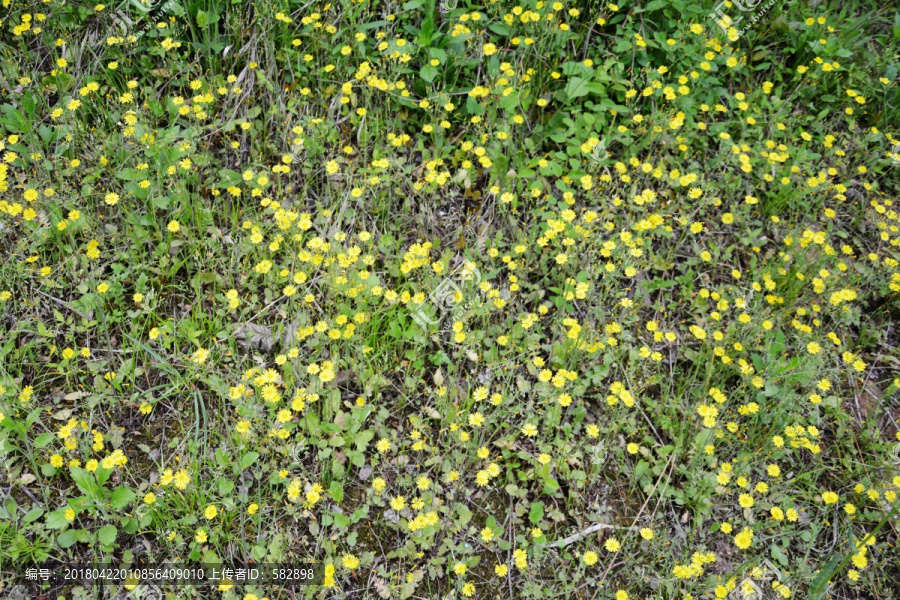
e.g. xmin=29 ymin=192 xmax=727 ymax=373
xmin=2 ymin=0 xmax=900 ymax=598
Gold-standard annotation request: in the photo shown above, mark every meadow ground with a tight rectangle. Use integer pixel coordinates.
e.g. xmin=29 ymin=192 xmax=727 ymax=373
xmin=2 ymin=0 xmax=900 ymax=599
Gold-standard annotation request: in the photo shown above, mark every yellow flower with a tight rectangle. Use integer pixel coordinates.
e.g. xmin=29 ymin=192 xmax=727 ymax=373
xmin=167 ymin=220 xmax=180 ymax=233
xmin=204 ymin=505 xmax=218 ymax=520
xmin=342 ymin=554 xmax=360 ymax=570
xmin=174 ymin=469 xmax=190 ymax=490
xmin=734 ymin=527 xmax=753 ymax=550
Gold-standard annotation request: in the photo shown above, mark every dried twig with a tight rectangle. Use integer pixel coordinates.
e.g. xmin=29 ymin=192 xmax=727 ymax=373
xmin=543 ymin=522 xmax=642 ymax=549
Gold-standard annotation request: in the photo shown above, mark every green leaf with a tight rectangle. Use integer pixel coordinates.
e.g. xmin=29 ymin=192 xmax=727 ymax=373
xmin=218 ymin=478 xmax=235 ymax=495
xmin=465 ymin=95 xmax=484 ymax=115
xmin=122 ymin=517 xmax=139 ymax=534
xmin=57 ymin=529 xmax=79 ymax=548
xmin=46 ymin=509 xmax=71 ymax=530
xmin=352 ymin=504 xmax=369 ymax=523
xmin=216 ymin=169 xmax=243 ymax=188
xmin=23 ymin=507 xmax=44 ymax=524
xmin=251 ymin=545 xmax=267 ymax=561
xmin=109 ymin=487 xmax=136 ymax=509
xmin=333 ymin=513 xmax=351 ymax=528
xmin=564 ymin=77 xmax=591 ymax=101
xmin=116 ymin=168 xmax=150 ymax=181
xmin=96 ymin=466 xmax=114 ymax=486
xmin=585 ymin=82 xmax=606 ymax=96
xmin=489 ymin=23 xmax=510 ymax=36
xmin=529 ymin=502 xmax=544 ymax=525
xmin=98 ymin=524 xmax=118 ymax=546
xmin=69 ymin=467 xmax=99 ymax=498
xmin=420 ymin=65 xmax=438 ymax=83
xmin=240 ymin=452 xmax=260 ymax=470
xmin=329 ymin=481 xmax=344 ymax=504
xmin=540 ymin=161 xmax=563 ymax=177
xmin=542 ymin=478 xmax=560 ymax=493
xmin=770 ymin=544 xmax=789 ymax=566
xmin=634 ymin=460 xmax=650 ymax=480
xmin=809 ymin=554 xmax=842 ymax=599
xmin=355 ymin=429 xmax=374 ymax=450
xmin=34 ymin=433 xmax=55 ymax=448
xmin=0 ymin=105 xmax=28 ymax=132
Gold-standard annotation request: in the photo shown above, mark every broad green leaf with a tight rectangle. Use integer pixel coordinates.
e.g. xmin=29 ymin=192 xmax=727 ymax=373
xmin=23 ymin=507 xmax=44 ymax=524
xmin=420 ymin=65 xmax=438 ymax=83
xmin=109 ymin=487 xmax=136 ymax=509
xmin=564 ymin=77 xmax=591 ymax=101
xmin=70 ymin=467 xmax=99 ymax=498
xmin=98 ymin=524 xmax=118 ymax=546
xmin=333 ymin=513 xmax=351 ymax=528
xmin=33 ymin=433 xmax=55 ymax=448
xmin=46 ymin=509 xmax=71 ymax=530
xmin=240 ymin=452 xmax=260 ymax=469
xmin=57 ymin=529 xmax=79 ymax=548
